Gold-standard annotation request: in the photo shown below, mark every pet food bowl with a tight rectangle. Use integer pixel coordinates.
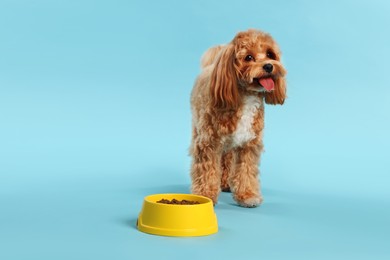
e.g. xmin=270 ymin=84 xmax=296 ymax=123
xmin=137 ymin=193 xmax=218 ymax=237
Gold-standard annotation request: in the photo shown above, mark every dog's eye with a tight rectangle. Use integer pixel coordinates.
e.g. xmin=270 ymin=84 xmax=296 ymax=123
xmin=266 ymin=50 xmax=276 ymax=60
xmin=244 ymin=55 xmax=254 ymax=62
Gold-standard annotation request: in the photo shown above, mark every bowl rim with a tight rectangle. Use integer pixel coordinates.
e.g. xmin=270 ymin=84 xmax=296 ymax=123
xmin=144 ymin=193 xmax=213 ymax=206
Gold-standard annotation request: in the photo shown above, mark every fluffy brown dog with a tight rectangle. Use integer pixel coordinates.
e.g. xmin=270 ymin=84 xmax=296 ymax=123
xmin=190 ymin=29 xmax=287 ymax=207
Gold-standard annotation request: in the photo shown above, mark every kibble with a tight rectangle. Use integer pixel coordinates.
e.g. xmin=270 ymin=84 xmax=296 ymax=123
xmin=156 ymin=198 xmax=200 ymax=205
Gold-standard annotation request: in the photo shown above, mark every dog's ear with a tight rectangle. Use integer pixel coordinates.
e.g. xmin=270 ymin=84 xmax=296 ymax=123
xmin=264 ymin=76 xmax=287 ymax=105
xmin=210 ymin=44 xmax=239 ymax=110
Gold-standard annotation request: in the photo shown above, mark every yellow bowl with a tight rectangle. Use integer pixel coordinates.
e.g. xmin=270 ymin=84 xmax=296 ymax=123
xmin=137 ymin=193 xmax=218 ymax=237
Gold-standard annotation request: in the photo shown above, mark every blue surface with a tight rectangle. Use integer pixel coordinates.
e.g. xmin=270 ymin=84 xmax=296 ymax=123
xmin=1 ymin=0 xmax=390 ymax=259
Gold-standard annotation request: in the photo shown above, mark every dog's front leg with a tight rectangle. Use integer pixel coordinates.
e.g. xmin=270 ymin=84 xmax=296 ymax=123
xmin=190 ymin=140 xmax=222 ymax=205
xmin=230 ymin=143 xmax=263 ymax=207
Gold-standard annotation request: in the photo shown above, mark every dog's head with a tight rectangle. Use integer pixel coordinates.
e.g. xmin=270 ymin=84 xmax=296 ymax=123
xmin=210 ymin=29 xmax=287 ymax=109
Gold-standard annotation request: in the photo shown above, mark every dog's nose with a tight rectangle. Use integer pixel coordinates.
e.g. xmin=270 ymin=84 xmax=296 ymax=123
xmin=263 ymin=63 xmax=273 ymax=73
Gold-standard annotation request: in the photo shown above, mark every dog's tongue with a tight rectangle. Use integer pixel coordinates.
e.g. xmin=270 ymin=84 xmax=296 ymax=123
xmin=259 ymin=78 xmax=274 ymax=91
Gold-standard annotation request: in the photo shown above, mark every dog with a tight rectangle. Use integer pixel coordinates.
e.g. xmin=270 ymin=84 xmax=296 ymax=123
xmin=190 ymin=29 xmax=287 ymax=207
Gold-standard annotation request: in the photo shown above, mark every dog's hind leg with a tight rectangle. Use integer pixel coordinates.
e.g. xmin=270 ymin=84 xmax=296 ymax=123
xmin=221 ymin=151 xmax=234 ymax=192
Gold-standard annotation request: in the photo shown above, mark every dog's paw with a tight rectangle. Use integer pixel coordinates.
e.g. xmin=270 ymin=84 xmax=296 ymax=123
xmin=234 ymin=194 xmax=263 ymax=208
xmin=191 ymin=188 xmax=219 ymax=205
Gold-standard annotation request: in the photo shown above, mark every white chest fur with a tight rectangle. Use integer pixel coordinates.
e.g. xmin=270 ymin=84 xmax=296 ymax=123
xmin=231 ymin=95 xmax=262 ymax=148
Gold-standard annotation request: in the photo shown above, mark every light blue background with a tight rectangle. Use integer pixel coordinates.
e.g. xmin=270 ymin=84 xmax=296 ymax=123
xmin=1 ymin=0 xmax=389 ymax=259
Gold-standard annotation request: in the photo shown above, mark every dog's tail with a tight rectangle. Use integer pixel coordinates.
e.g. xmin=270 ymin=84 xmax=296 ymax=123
xmin=200 ymin=45 xmax=224 ymax=69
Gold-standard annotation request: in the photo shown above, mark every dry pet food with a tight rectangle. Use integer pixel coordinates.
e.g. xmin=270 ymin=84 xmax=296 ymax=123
xmin=157 ymin=198 xmax=200 ymax=205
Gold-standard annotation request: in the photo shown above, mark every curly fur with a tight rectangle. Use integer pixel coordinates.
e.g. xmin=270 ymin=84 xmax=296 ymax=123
xmin=190 ymin=29 xmax=287 ymax=207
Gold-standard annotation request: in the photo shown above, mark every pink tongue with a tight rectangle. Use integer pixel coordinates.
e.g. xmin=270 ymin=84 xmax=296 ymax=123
xmin=259 ymin=78 xmax=275 ymax=91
